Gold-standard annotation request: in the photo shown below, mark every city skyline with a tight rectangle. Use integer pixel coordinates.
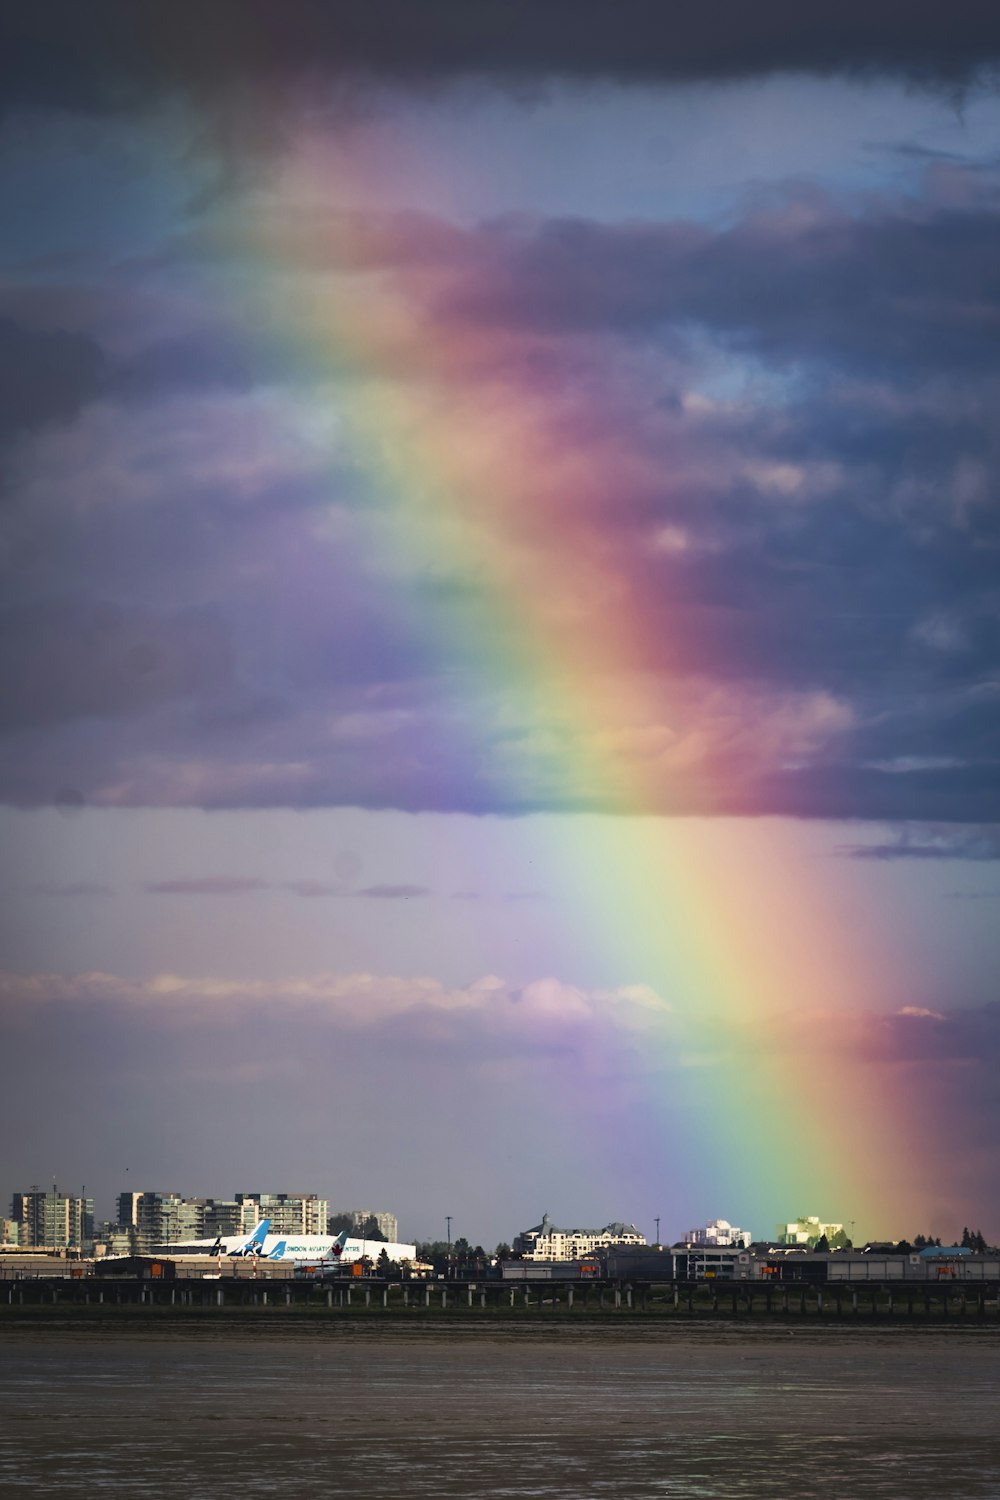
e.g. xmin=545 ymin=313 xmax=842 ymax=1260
xmin=9 ymin=1182 xmax=989 ymax=1256
xmin=2 ymin=5 xmax=1000 ymax=1247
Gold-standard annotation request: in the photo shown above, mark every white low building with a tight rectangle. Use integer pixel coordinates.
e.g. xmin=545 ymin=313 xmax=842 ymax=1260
xmin=682 ymin=1218 xmax=750 ymax=1248
xmin=514 ymin=1213 xmax=646 ymax=1261
xmin=776 ymin=1215 xmax=845 ymax=1246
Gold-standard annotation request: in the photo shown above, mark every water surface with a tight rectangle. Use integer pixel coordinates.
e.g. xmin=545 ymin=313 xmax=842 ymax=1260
xmin=2 ymin=1322 xmax=997 ymax=1497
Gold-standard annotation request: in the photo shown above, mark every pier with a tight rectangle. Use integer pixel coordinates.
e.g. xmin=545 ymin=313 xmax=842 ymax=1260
xmin=4 ymin=1272 xmax=1000 ymax=1322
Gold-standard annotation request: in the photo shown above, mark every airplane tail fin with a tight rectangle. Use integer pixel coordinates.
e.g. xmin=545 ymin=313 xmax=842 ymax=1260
xmin=231 ymin=1218 xmax=271 ymax=1256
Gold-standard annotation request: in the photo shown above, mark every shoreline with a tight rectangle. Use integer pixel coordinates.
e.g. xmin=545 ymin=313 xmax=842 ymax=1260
xmin=3 ymin=1304 xmax=1000 ymax=1341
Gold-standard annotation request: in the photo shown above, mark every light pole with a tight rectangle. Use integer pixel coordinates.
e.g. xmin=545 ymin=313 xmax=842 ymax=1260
xmin=655 ymin=1217 xmax=661 ymax=1248
xmin=446 ymin=1215 xmax=452 ymax=1249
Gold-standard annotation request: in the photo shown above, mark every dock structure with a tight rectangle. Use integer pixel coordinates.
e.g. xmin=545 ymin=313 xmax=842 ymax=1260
xmin=3 ymin=1265 xmax=1000 ymax=1321
xmin=4 ymin=1246 xmax=1000 ymax=1321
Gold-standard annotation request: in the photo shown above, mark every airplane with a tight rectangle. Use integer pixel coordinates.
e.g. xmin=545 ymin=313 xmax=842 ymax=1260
xmin=257 ymin=1231 xmax=418 ymax=1265
xmin=146 ymin=1219 xmax=417 ymax=1265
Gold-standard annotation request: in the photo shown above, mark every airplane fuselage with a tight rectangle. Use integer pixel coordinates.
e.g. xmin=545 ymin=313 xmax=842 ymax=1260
xmin=152 ymin=1223 xmax=416 ymax=1264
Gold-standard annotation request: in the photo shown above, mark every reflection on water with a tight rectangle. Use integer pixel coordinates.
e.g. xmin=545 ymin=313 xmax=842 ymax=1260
xmin=1 ymin=1323 xmax=998 ymax=1497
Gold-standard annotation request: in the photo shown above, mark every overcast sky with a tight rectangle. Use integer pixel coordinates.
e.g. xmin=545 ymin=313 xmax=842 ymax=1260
xmin=2 ymin=2 xmax=999 ymax=1246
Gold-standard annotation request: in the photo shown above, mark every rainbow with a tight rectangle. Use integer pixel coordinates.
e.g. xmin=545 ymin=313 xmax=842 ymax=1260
xmin=205 ymin=141 xmax=923 ymax=1239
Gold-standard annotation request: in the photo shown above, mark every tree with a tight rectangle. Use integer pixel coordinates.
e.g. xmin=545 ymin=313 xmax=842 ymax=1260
xmin=361 ymin=1215 xmax=387 ymax=1242
xmin=495 ymin=1242 xmax=512 ymax=1260
xmin=377 ymin=1247 xmax=400 ymax=1277
xmin=815 ymin=1234 xmax=830 ymax=1253
xmin=415 ymin=1240 xmax=452 ymax=1270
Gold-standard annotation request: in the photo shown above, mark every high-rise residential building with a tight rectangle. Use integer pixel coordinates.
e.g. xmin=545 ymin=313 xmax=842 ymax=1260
xmin=96 ymin=1220 xmax=133 ymax=1256
xmin=328 ymin=1209 xmax=399 ymax=1242
xmin=116 ymin=1191 xmax=187 ymax=1252
xmin=116 ymin=1192 xmax=143 ymax=1231
xmin=11 ymin=1189 xmax=94 ymax=1250
xmin=112 ymin=1192 xmax=330 ymax=1249
xmin=173 ymin=1199 xmax=208 ymax=1241
xmin=235 ymin=1193 xmax=328 ymax=1236
xmin=203 ymin=1200 xmax=243 ymax=1238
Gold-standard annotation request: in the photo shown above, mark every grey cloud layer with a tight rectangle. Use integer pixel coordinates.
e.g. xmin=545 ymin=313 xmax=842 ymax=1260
xmin=0 ymin=968 xmax=674 ymax=1238
xmin=0 ymin=318 xmax=107 ymax=444
xmin=4 ymin=0 xmax=1000 ymax=117
xmin=140 ymin=877 xmax=431 ymax=900
xmin=1 ymin=123 xmax=998 ymax=820
xmin=1 ymin=965 xmax=995 ymax=1144
xmin=442 ymin=198 xmax=1000 ymax=378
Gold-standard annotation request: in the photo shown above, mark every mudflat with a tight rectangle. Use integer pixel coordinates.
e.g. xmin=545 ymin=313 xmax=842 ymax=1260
xmin=1 ymin=1323 xmax=998 ymax=1497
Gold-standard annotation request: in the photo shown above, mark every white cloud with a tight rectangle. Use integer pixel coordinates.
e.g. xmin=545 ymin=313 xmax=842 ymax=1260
xmin=0 ymin=968 xmax=671 ymax=1035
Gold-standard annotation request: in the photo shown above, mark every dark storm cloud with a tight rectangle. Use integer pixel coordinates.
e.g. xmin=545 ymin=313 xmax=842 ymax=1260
xmin=748 ymin=761 xmax=1000 ymax=824
xmin=1 ymin=163 xmax=998 ymax=820
xmin=108 ymin=330 xmax=261 ymax=400
xmin=0 ymin=601 xmax=234 ymax=730
xmin=843 ymin=824 xmax=1000 ymax=861
xmin=0 ymin=305 xmax=279 ymax=456
xmin=3 ymin=0 xmax=1000 ymax=119
xmin=434 ymin=191 xmax=1000 ymax=378
xmin=0 ymin=317 xmax=107 ymax=444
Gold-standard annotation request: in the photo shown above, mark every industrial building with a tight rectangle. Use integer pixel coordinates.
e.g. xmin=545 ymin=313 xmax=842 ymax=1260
xmin=672 ymin=1245 xmax=754 ymax=1280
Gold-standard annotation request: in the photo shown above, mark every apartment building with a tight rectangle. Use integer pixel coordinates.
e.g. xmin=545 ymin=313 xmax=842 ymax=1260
xmin=11 ymin=1189 xmax=94 ymax=1250
xmin=514 ymin=1213 xmax=646 ymax=1261
xmin=235 ymin=1193 xmax=328 ymax=1236
xmin=115 ymin=1191 xmax=216 ymax=1249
